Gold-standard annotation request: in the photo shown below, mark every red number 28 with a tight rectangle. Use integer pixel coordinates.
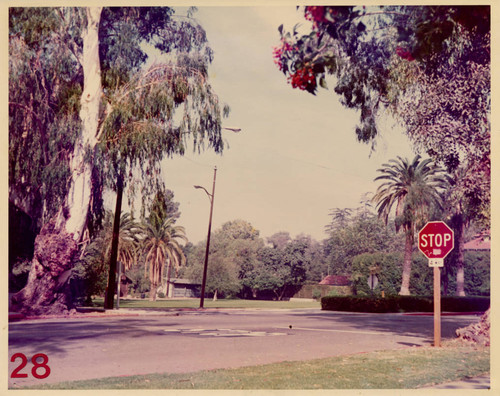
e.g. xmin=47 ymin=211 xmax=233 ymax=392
xmin=11 ymin=353 xmax=51 ymax=379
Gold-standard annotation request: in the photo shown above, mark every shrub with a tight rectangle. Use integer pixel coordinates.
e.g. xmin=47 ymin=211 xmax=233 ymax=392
xmin=441 ymin=296 xmax=490 ymax=312
xmin=351 ymin=252 xmax=436 ymax=297
xmin=321 ymin=295 xmax=489 ymax=313
xmin=312 ymin=288 xmax=322 ymax=300
xmin=444 ymin=251 xmax=490 ymax=296
xmin=351 ymin=252 xmax=402 ymax=296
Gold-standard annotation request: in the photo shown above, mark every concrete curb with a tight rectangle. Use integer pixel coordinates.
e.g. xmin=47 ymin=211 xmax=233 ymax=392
xmin=9 ymin=308 xmax=485 ymax=322
xmin=421 ymin=374 xmax=490 ymax=389
xmin=8 ymin=307 xmax=221 ymax=322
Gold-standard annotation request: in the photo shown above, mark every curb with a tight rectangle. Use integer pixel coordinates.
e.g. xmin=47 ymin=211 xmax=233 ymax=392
xmin=8 ymin=307 xmax=222 ymax=322
xmin=10 ymin=308 xmax=485 ymax=322
xmin=403 ymin=312 xmax=485 ymax=316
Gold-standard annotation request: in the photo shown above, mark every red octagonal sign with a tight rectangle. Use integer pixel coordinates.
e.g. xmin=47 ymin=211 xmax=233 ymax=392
xmin=418 ymin=221 xmax=454 ymax=259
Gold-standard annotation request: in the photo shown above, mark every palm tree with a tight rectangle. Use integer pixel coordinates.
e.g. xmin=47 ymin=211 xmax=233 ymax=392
xmin=141 ymin=215 xmax=187 ymax=301
xmin=93 ymin=211 xmax=141 ymax=271
xmin=372 ymin=155 xmax=447 ymax=295
xmin=80 ymin=211 xmax=141 ymax=300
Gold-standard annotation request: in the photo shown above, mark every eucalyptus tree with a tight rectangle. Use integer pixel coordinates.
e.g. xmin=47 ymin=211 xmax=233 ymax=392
xmin=141 ymin=217 xmax=187 ymax=301
xmin=10 ymin=7 xmax=229 ymax=314
xmin=372 ymin=155 xmax=447 ymax=295
xmin=9 ymin=8 xmax=84 ymax=231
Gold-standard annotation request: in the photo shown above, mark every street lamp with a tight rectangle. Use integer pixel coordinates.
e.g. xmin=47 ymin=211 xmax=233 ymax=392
xmin=194 ymin=166 xmax=217 ymax=309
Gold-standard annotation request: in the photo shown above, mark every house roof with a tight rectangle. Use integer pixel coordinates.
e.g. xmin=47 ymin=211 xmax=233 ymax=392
xmin=119 ymin=274 xmax=133 ymax=283
xmin=464 ymin=232 xmax=491 ymax=251
xmin=167 ymin=278 xmax=201 ymax=286
xmin=319 ymin=275 xmax=350 ymax=286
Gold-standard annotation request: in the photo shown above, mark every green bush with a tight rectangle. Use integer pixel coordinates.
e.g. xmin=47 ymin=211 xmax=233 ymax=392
xmin=441 ymin=296 xmax=490 ymax=312
xmin=312 ymin=288 xmax=322 ymax=300
xmin=351 ymin=252 xmax=401 ymax=296
xmin=321 ymin=295 xmax=489 ymax=313
xmin=351 ymin=252 xmax=435 ymax=297
xmin=444 ymin=251 xmax=490 ymax=296
xmin=350 ymin=251 xmax=490 ymax=297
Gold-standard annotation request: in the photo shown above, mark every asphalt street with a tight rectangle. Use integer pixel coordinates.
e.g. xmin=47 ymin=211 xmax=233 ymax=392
xmin=8 ymin=308 xmax=482 ymax=388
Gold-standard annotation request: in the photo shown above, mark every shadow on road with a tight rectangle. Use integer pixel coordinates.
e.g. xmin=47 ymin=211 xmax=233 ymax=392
xmin=9 ymin=318 xmax=182 ymax=356
xmin=288 ymin=311 xmax=479 ymax=340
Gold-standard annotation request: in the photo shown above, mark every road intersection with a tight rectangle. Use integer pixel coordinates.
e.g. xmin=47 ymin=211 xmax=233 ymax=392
xmin=8 ymin=308 xmax=483 ymax=388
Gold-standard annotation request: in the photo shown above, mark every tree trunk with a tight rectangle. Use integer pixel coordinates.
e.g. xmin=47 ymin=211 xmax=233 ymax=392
xmin=399 ymin=234 xmax=413 ymax=296
xmin=10 ymin=8 xmax=103 ymax=316
xmin=104 ymin=173 xmax=124 ymax=309
xmin=278 ymin=285 xmax=287 ymax=301
xmin=165 ymin=259 xmax=172 ymax=298
xmin=10 ymin=220 xmax=79 ymax=315
xmin=455 ymin=215 xmax=466 ymax=296
xmin=149 ymin=284 xmax=158 ymax=301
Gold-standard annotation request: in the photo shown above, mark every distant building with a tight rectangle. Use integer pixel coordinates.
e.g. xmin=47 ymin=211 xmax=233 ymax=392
xmin=165 ymin=278 xmax=201 ymax=298
xmin=464 ymin=231 xmax=491 ymax=251
xmin=319 ymin=275 xmax=351 ymax=286
xmin=118 ymin=274 xmax=133 ymax=297
xmin=293 ymin=275 xmax=352 ymax=299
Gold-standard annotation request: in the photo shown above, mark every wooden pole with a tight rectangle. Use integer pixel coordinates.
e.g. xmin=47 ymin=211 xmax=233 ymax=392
xmin=105 ymin=173 xmax=123 ymax=310
xmin=433 ymin=266 xmax=441 ymax=347
xmin=199 ymin=166 xmax=217 ymax=309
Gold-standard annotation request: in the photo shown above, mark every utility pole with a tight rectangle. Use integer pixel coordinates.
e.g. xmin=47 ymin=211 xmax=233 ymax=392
xmin=194 ymin=166 xmax=217 ymax=309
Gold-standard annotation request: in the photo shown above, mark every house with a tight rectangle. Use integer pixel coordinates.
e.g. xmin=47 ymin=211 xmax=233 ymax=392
xmin=165 ymin=278 xmax=201 ymax=298
xmin=118 ymin=274 xmax=133 ymax=297
xmin=293 ymin=275 xmax=352 ymax=299
xmin=319 ymin=275 xmax=351 ymax=286
xmin=464 ymin=231 xmax=491 ymax=251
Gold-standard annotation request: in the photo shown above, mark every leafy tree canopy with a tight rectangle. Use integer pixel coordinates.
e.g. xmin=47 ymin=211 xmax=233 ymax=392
xmin=9 ymin=6 xmax=229 ymax=235
xmin=274 ymin=5 xmax=490 ymax=223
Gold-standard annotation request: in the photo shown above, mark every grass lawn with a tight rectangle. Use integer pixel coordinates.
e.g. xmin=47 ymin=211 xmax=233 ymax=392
xmin=24 ymin=342 xmax=489 ymax=390
xmin=91 ymin=297 xmax=321 ymax=310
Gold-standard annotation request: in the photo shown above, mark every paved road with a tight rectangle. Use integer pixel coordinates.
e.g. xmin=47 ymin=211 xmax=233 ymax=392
xmin=8 ymin=308 xmax=481 ymax=388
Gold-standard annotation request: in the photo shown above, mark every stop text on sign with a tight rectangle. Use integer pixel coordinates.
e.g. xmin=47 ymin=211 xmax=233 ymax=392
xmin=419 ymin=233 xmax=452 ymax=248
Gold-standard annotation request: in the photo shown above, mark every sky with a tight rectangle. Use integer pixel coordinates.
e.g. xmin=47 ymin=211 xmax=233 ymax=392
xmin=148 ymin=6 xmax=415 ymax=244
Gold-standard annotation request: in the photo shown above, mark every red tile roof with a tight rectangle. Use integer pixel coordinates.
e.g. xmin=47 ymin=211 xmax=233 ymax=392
xmin=319 ymin=275 xmax=350 ymax=286
xmin=464 ymin=233 xmax=491 ymax=251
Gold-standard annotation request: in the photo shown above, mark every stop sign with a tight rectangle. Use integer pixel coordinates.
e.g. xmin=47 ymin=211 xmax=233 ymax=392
xmin=418 ymin=221 xmax=454 ymax=259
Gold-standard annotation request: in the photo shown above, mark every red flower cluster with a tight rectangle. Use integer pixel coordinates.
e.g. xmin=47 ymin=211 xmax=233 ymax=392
xmin=272 ymin=40 xmax=296 ymax=71
xmin=396 ymin=46 xmax=415 ymax=61
xmin=288 ymin=67 xmax=316 ymax=91
xmin=304 ymin=6 xmax=327 ymax=24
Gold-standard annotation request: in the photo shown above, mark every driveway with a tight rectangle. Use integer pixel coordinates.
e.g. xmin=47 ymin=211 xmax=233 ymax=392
xmin=8 ymin=308 xmax=481 ymax=388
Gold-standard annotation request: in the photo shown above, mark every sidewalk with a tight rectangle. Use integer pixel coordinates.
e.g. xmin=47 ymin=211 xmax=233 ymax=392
xmin=422 ymin=374 xmax=490 ymax=389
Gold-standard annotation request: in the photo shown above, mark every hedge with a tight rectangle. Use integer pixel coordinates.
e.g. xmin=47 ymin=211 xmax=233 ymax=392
xmin=350 ymin=251 xmax=490 ymax=297
xmin=321 ymin=295 xmax=490 ymax=313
